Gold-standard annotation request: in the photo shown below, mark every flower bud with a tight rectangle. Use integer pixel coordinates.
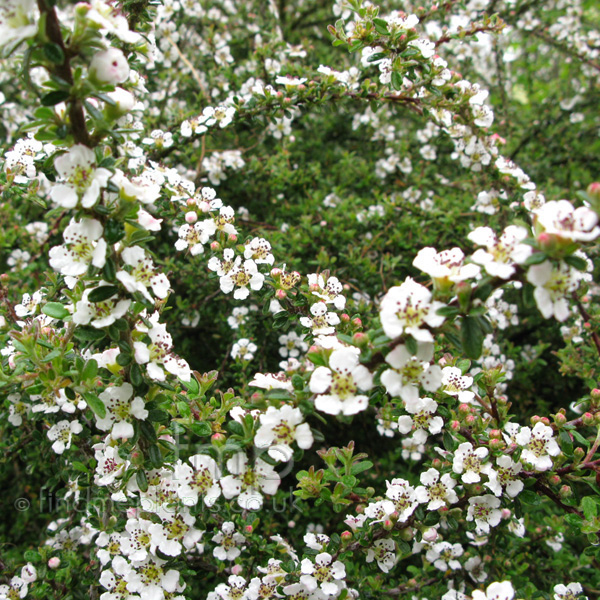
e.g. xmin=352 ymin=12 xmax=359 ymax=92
xmin=211 ymin=432 xmax=226 ymax=447
xmin=574 ymin=447 xmax=585 ymax=460
xmin=582 ymin=412 xmax=595 ymax=426
xmin=383 ymin=519 xmax=394 ymax=531
xmin=549 ymin=475 xmax=561 ymax=486
xmin=489 ymin=429 xmax=502 ymax=439
xmin=271 ymin=267 xmax=282 ymax=278
xmin=501 ymin=508 xmax=511 ymax=519
xmin=458 ymin=403 xmax=471 ymax=415
xmin=275 ymin=289 xmax=287 ymax=300
xmin=231 ymin=564 xmax=242 ymax=575
xmin=432 ymin=458 xmax=442 ymax=469
xmin=104 ymin=87 xmax=135 ymax=117
xmin=422 ymin=528 xmax=437 ymax=542
xmin=352 ymin=317 xmax=362 ymax=328
xmin=489 ymin=438 xmax=505 ymax=451
xmin=531 ymin=415 xmax=541 ymax=425
xmin=89 ymin=48 xmax=130 ymax=86
xmin=559 ymin=484 xmax=572 ymax=498
xmin=341 ymin=313 xmax=350 ymax=322
xmin=185 ymin=211 xmax=198 ymax=224
xmin=465 ymin=414 xmax=476 ymax=425
xmin=48 ymin=557 xmax=61 ymax=569
xmin=228 ymin=234 xmax=237 ymax=242
xmin=341 ymin=530 xmax=352 ymax=542
xmin=210 ymin=241 xmax=220 ymax=251
xmin=245 ymin=525 xmax=253 ymax=533
xmin=553 ymin=412 xmax=567 ymax=426
xmin=451 ymin=420 xmax=461 ymax=431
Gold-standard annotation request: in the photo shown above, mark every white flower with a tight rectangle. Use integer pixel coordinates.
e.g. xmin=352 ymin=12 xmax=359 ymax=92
xmin=96 ymin=382 xmax=148 ymax=439
xmin=426 ymin=541 xmax=463 ymax=571
xmin=47 ymin=419 xmax=83 ymax=454
xmin=220 ymin=258 xmax=265 ymax=300
xmin=73 ymin=286 xmax=131 ymax=329
xmin=468 ymin=226 xmax=532 ymax=279
xmin=415 ymin=468 xmax=459 ymax=510
xmin=175 ymin=221 xmax=213 ymax=255
xmin=452 ymin=442 xmax=492 ymax=484
xmin=249 ymin=372 xmax=293 ymax=391
xmin=231 ymin=338 xmax=258 ymax=361
xmin=214 ymin=574 xmax=247 ymax=600
xmin=50 ymin=145 xmax=111 ymax=209
xmin=94 ymin=444 xmax=127 ymax=486
xmin=534 ymin=200 xmax=599 ymax=242
xmin=385 ymin=478 xmax=418 ymax=522
xmin=364 ymin=499 xmax=395 ymax=524
xmin=15 ymin=290 xmax=45 ymax=319
xmin=134 ymin=316 xmax=191 ymax=382
xmin=397 ymin=396 xmax=443 ymax=443
xmin=244 ymin=237 xmax=274 ymax=265
xmin=212 ymin=521 xmax=246 ymax=561
xmin=484 ymin=455 xmax=523 ymax=497
xmin=123 ymin=555 xmax=180 ymax=598
xmin=0 ymin=0 xmax=38 ymax=49
xmin=175 ymin=454 xmax=222 ymax=507
xmin=307 ymin=273 xmax=346 ymax=310
xmin=49 ymin=218 xmax=107 ymax=276
xmin=220 ymin=452 xmax=280 ymax=510
xmin=413 ymin=247 xmax=480 ymax=291
xmin=120 ymin=517 xmax=153 ymax=561
xmin=300 ymin=301 xmax=340 ymax=335
xmin=300 ymin=552 xmax=346 ymax=596
xmin=365 ymin=538 xmax=397 ymax=573
xmin=515 ymin=422 xmax=560 ymax=471
xmin=309 ymin=346 xmax=373 ymax=415
xmin=254 ymin=405 xmax=313 ymax=462
xmin=278 ymin=331 xmax=308 ymax=358
xmin=148 ymin=507 xmax=202 ymax=556
xmin=441 ymin=366 xmax=475 ymax=403
xmin=526 ymin=261 xmax=580 ymax=322
xmin=0 ymin=576 xmax=28 ymax=600
xmin=466 ymin=495 xmax=502 ymax=533
xmin=471 ymin=581 xmax=514 ymax=600
xmin=408 ymin=38 xmax=435 ymax=58
xmin=553 ymin=582 xmax=584 ymax=600
xmin=380 ymin=341 xmax=442 ymax=401
xmin=90 ymin=48 xmax=130 ymax=85
xmin=116 ymin=245 xmax=170 ymax=302
xmin=379 ymin=277 xmax=446 ymax=342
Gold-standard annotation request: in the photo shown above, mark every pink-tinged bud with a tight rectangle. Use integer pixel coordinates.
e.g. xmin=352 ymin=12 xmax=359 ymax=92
xmin=574 ymin=447 xmax=585 ymax=459
xmin=439 ymin=506 xmax=449 ymax=513
xmin=554 ymin=412 xmax=567 ymax=426
xmin=275 ymin=289 xmax=287 ymax=300
xmin=408 ymin=579 xmax=417 ymax=587
xmin=584 ymin=322 xmax=591 ymax=329
xmin=309 ymin=283 xmax=320 ymax=292
xmin=582 ymin=412 xmax=595 ymax=426
xmin=308 ymin=345 xmax=320 ymax=354
xmin=271 ymin=267 xmax=282 ymax=278
xmin=383 ymin=519 xmax=393 ymax=531
xmin=341 ymin=530 xmax=352 ymax=541
xmin=297 ymin=84 xmax=306 ymax=91
xmin=231 ymin=564 xmax=243 ymax=575
xmin=458 ymin=403 xmax=471 ymax=415
xmin=489 ymin=438 xmax=504 ymax=451
xmin=126 ymin=507 xmax=139 ymax=519
xmin=276 ymin=91 xmax=284 ymax=98
xmin=422 ymin=528 xmax=437 ymax=542
xmin=531 ymin=415 xmax=541 ymax=425
xmin=353 ymin=332 xmax=367 ymax=346
xmin=465 ymin=414 xmax=476 ymax=425
xmin=185 ymin=211 xmax=198 ymax=224
xmin=341 ymin=313 xmax=350 ymax=322
xmin=284 ymin=97 xmax=292 ymax=103
xmin=559 ymin=485 xmax=572 ymax=498
xmin=0 ymin=273 xmax=8 ymax=282
xmin=489 ymin=429 xmax=502 ymax=439
xmin=228 ymin=234 xmax=237 ymax=242
xmin=288 ymin=520 xmax=296 ymax=528
xmin=501 ymin=508 xmax=511 ymax=519
xmin=540 ymin=417 xmax=550 ymax=426
xmin=245 ymin=525 xmax=253 ymax=533
xmin=582 ymin=295 xmax=590 ymax=303
xmin=48 ymin=557 xmax=61 ymax=569
xmin=251 ymin=392 xmax=262 ymax=402
xmin=186 ymin=198 xmax=195 ymax=206
xmin=591 ymin=389 xmax=600 ymax=400
xmin=399 ymin=34 xmax=406 ymax=42
xmin=352 ymin=317 xmax=362 ymax=327
xmin=355 ymin=504 xmax=364 ymax=514
xmin=587 ymin=182 xmax=600 ymax=200
xmin=89 ymin=48 xmax=130 ymax=86
xmin=211 ymin=432 xmax=226 ymax=446
xmin=198 ymin=200 xmax=210 ymax=213
xmin=432 ymin=458 xmax=442 ymax=469
xmin=42 ymin=327 xmax=52 ymax=335
xmin=549 ymin=475 xmax=561 ymax=486
xmin=320 ymin=220 xmax=327 ymax=227
xmin=451 ymin=420 xmax=461 ymax=431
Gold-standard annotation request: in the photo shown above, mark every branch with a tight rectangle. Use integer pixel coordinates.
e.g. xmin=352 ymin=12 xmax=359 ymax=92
xmin=37 ymin=0 xmax=91 ymax=147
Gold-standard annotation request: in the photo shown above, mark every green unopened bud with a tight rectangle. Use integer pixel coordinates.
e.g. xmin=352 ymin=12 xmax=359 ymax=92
xmin=559 ymin=484 xmax=572 ymax=498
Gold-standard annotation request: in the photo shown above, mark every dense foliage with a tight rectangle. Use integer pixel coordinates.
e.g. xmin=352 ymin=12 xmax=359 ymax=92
xmin=1 ymin=1 xmax=599 ymax=599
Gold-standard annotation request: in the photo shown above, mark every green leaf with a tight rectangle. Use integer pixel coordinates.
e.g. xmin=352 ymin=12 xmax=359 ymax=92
xmin=188 ymin=422 xmax=212 ymax=437
xmin=350 ymin=460 xmax=374 ymax=475
xmin=523 ymin=252 xmax=548 ymax=266
xmin=582 ymin=496 xmax=598 ymax=520
xmin=227 ymin=421 xmax=244 ymax=436
xmin=41 ymin=90 xmax=70 ymax=106
xmin=519 ymin=490 xmax=541 ymax=506
xmin=81 ymin=359 xmax=98 ymax=381
xmin=391 ymin=70 xmax=403 ymax=91
xmin=564 ymin=255 xmax=589 ymax=271
xmin=461 ymin=316 xmax=483 ymax=359
xmin=73 ymin=327 xmax=106 ymax=342
xmin=136 ymin=469 xmax=149 ymax=492
xmin=43 ymin=43 xmax=65 ymax=65
xmin=83 ymin=392 xmax=106 ymax=418
xmin=130 ymin=363 xmax=144 ymax=387
xmin=372 ymin=18 xmax=389 ymax=35
xmin=71 ymin=461 xmax=88 ymax=473
xmin=139 ymin=420 xmax=156 ymax=442
xmin=149 ymin=444 xmax=162 ymax=468
xmin=88 ymin=286 xmax=119 ymax=303
xmin=437 ymin=305 xmax=460 ymax=318
xmin=42 ymin=302 xmax=70 ymax=320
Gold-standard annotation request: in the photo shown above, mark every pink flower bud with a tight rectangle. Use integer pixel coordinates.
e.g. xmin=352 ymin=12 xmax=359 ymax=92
xmin=48 ymin=557 xmax=61 ymax=569
xmin=271 ymin=267 xmax=282 ymax=277
xmin=245 ymin=525 xmax=254 ymax=533
xmin=549 ymin=475 xmax=561 ymax=485
xmin=186 ymin=198 xmax=196 ymax=206
xmin=432 ymin=458 xmax=442 ymax=469
xmin=582 ymin=412 xmax=595 ymax=426
xmin=341 ymin=313 xmax=350 ymax=322
xmin=210 ymin=241 xmax=220 ymax=251
xmin=341 ymin=530 xmax=352 ymax=541
xmin=465 ymin=414 xmax=476 ymax=425
xmin=422 ymin=528 xmax=437 ymax=542
xmin=489 ymin=429 xmax=502 ymax=439
xmin=352 ymin=317 xmax=362 ymax=327
xmin=232 ymin=565 xmax=243 ymax=575
xmin=501 ymin=508 xmax=511 ymax=519
xmin=90 ymin=48 xmax=130 ymax=86
xmin=276 ymin=289 xmax=287 ymax=300
xmin=228 ymin=234 xmax=237 ymax=242
xmin=451 ymin=420 xmax=461 ymax=431
xmin=185 ymin=212 xmax=198 ymax=224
